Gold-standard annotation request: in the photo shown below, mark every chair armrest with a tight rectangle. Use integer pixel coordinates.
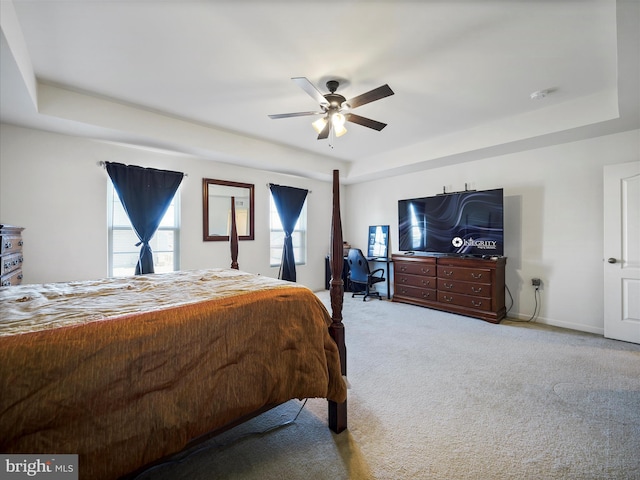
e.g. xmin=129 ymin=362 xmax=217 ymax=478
xmin=370 ymin=268 xmax=385 ymax=278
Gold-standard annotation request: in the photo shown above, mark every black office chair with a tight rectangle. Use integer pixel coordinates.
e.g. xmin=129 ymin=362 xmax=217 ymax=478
xmin=347 ymin=248 xmax=385 ymax=301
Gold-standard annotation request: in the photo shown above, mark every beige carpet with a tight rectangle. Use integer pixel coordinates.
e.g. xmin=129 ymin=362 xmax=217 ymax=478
xmin=137 ymin=291 xmax=640 ymax=480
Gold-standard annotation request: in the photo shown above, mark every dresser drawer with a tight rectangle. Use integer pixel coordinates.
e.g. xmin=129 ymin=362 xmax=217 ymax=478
xmin=395 ymin=284 xmax=437 ymax=302
xmin=2 ymin=252 xmax=24 ymax=276
xmin=0 ymin=226 xmax=25 ymax=287
xmin=395 ymin=261 xmax=436 ymax=277
xmin=1 ymin=234 xmax=23 ymax=255
xmin=1 ymin=268 xmax=23 ymax=287
xmin=437 ymin=278 xmax=491 ymax=297
xmin=396 ymin=273 xmax=436 ymax=289
xmin=437 ymin=265 xmax=491 ymax=282
xmin=438 ymin=291 xmax=492 ymax=311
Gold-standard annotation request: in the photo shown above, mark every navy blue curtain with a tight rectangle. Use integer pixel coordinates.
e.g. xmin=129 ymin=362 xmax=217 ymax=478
xmin=269 ymin=184 xmax=308 ymax=282
xmin=106 ymin=162 xmax=184 ymax=275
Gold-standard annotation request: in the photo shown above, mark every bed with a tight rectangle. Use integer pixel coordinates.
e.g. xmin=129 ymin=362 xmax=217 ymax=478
xmin=0 ymin=170 xmax=347 ymax=480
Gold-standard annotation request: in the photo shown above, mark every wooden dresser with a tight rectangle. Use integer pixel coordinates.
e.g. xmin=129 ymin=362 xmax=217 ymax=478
xmin=392 ymin=253 xmax=506 ymax=323
xmin=1 ymin=225 xmax=25 ymax=287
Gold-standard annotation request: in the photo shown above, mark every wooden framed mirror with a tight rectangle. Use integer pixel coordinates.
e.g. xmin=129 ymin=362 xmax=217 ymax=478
xmin=203 ymin=178 xmax=254 ymax=241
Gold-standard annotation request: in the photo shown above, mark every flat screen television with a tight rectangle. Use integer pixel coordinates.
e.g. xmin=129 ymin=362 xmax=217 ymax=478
xmin=398 ymin=188 xmax=504 ymax=256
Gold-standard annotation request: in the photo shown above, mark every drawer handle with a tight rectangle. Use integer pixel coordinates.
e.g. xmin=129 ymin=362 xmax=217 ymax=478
xmin=422 ymin=291 xmax=431 ymax=298
xmin=17 ymin=274 xmax=23 ymax=280
xmin=4 ymin=242 xmax=12 ymax=249
xmin=421 ymin=268 xmax=430 ymax=274
xmin=401 ymin=277 xmax=407 ymax=283
xmin=2 ymin=280 xmax=10 ymax=286
xmin=471 ymin=286 xmax=483 ymax=293
xmin=443 ymin=270 xmax=454 ymax=277
xmin=18 ymin=257 xmax=23 ymax=263
xmin=472 ymin=300 xmax=483 ymax=307
xmin=18 ymin=240 xmax=23 ymax=246
xmin=421 ymin=279 xmax=430 ymax=286
xmin=471 ymin=273 xmax=483 ymax=279
xmin=12 ymin=260 xmax=19 ymax=266
xmin=4 ymin=262 xmax=10 ymax=269
xmin=400 ymin=266 xmax=407 ymax=272
xmin=443 ymin=282 xmax=454 ymax=289
xmin=443 ymin=295 xmax=454 ymax=303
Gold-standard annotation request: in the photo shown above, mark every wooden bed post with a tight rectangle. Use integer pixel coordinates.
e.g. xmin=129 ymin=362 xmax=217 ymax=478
xmin=328 ymin=169 xmax=347 ymax=433
xmin=230 ymin=196 xmax=239 ymax=270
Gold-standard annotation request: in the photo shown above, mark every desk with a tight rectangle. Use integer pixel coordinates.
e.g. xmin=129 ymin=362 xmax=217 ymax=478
xmin=325 ymin=256 xmax=393 ymax=299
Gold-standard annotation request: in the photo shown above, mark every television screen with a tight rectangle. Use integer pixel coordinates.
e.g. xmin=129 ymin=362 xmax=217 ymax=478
xmin=398 ymin=188 xmax=503 ymax=256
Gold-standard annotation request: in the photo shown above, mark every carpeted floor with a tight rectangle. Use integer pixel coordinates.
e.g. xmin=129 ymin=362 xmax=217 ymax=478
xmin=137 ymin=291 xmax=640 ymax=480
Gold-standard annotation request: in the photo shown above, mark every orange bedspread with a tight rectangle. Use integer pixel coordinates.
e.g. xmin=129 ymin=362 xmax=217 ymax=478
xmin=0 ymin=269 xmax=346 ymax=480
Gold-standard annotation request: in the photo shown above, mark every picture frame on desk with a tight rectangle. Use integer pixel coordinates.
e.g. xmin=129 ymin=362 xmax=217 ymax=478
xmin=367 ymin=225 xmax=389 ymax=259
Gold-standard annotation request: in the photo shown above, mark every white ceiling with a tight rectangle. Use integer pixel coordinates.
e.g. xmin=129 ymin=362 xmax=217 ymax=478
xmin=1 ymin=0 xmax=638 ymax=184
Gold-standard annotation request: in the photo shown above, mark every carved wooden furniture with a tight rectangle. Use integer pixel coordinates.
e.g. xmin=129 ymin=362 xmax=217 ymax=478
xmin=393 ymin=253 xmax=506 ymax=323
xmin=0 ymin=225 xmax=24 ymax=287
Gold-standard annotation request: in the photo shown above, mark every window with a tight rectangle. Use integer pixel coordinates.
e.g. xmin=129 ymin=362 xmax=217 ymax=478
xmin=108 ymin=182 xmax=180 ymax=277
xmin=269 ymin=193 xmax=307 ymax=267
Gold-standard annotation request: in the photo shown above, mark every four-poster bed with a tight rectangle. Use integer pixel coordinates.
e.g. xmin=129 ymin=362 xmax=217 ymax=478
xmin=0 ymin=170 xmax=347 ymax=479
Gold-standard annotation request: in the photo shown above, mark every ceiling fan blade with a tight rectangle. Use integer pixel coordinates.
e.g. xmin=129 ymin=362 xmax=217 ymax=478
xmin=317 ymin=119 xmax=331 ymax=140
xmin=268 ymin=111 xmax=323 ymax=119
xmin=345 ymin=113 xmax=387 ymax=131
xmin=345 ymin=84 xmax=394 ymax=109
xmin=292 ymin=77 xmax=330 ymax=107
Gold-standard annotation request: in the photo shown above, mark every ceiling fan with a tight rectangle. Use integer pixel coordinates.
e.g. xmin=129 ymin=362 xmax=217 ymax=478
xmin=268 ymin=77 xmax=394 ymax=140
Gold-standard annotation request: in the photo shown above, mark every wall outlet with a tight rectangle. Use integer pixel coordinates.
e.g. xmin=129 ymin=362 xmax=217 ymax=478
xmin=531 ymin=278 xmax=542 ymax=287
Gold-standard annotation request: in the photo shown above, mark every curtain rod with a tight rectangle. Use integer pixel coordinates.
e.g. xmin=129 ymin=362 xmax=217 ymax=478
xmin=97 ymin=161 xmax=188 ymax=176
xmin=267 ymin=183 xmax=312 ymax=193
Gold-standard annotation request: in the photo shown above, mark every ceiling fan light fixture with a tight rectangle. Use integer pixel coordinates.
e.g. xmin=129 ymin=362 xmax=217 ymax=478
xmin=331 ymin=112 xmax=347 ymax=137
xmin=334 ymin=125 xmax=347 ymax=137
xmin=332 ymin=112 xmax=345 ymax=128
xmin=312 ymin=117 xmax=328 ymax=134
xmin=270 ymin=77 xmax=394 ymax=141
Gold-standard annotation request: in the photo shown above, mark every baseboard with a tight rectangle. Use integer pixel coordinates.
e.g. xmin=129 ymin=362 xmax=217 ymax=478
xmin=507 ymin=312 xmax=604 ymax=336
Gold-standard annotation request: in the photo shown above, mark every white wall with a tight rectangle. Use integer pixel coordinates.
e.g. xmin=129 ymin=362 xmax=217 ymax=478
xmin=2 ymin=123 xmax=639 ymax=335
xmin=343 ymin=129 xmax=640 ymax=335
xmin=0 ymin=124 xmax=337 ymax=290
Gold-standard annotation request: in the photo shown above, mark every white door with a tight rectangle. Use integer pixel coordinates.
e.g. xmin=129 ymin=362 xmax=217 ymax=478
xmin=603 ymin=162 xmax=640 ymax=344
